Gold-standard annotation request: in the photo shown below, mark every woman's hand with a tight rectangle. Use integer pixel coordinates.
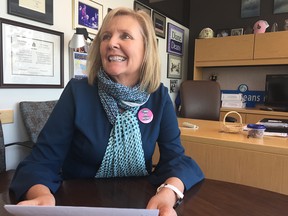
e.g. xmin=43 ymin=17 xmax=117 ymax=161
xmin=146 ymin=192 xmax=177 ymax=216
xmin=17 ymin=184 xmax=55 ymax=206
xmin=147 ymin=177 xmax=184 ymax=216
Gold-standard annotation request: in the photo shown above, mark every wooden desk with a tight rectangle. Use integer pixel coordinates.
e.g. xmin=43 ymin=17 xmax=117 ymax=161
xmin=173 ymin=118 xmax=288 ymax=195
xmin=1 ymin=170 xmax=288 ymax=216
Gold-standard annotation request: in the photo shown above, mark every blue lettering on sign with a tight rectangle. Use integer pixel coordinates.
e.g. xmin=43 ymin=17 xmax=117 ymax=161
xmin=221 ymin=90 xmax=265 ymax=107
xmin=170 ymin=40 xmax=182 ymax=54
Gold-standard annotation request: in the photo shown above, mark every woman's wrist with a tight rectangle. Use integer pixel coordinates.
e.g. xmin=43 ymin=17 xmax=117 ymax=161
xmin=156 ymin=177 xmax=184 ymax=208
xmin=156 ymin=183 xmax=184 ymax=208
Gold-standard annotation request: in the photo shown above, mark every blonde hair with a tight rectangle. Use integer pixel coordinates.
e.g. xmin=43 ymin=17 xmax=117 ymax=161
xmin=87 ymin=7 xmax=161 ymax=93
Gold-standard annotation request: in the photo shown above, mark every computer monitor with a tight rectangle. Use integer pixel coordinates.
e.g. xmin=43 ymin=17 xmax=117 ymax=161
xmin=264 ymin=74 xmax=288 ymax=111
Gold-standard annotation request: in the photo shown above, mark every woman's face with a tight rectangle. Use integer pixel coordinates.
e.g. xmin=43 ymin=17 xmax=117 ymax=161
xmin=100 ymin=15 xmax=145 ymax=87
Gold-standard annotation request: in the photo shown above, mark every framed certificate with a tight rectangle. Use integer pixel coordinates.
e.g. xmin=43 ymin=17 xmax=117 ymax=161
xmin=8 ymin=0 xmax=53 ymax=25
xmin=0 ymin=18 xmax=64 ymax=88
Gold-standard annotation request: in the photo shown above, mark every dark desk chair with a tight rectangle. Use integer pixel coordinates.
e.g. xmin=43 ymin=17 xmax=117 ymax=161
xmin=0 ymin=120 xmax=34 ymax=174
xmin=19 ymin=100 xmax=57 ymax=144
xmin=179 ymin=80 xmax=221 ymax=121
xmin=0 ymin=121 xmax=6 ymax=174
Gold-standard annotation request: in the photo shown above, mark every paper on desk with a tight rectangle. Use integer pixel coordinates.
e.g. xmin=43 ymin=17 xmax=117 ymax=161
xmin=4 ymin=205 xmax=159 ymax=216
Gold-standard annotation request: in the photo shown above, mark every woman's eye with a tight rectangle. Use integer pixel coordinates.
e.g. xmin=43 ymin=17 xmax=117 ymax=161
xmin=101 ymin=34 xmax=111 ymax=41
xmin=121 ymin=33 xmax=132 ymax=40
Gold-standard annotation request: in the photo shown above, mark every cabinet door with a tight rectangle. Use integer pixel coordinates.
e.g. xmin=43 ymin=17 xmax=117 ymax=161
xmin=195 ymin=35 xmax=254 ymax=62
xmin=254 ymin=31 xmax=288 ymax=59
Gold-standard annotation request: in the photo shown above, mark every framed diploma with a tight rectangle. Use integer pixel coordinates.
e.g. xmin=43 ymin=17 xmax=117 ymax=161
xmin=0 ymin=18 xmax=64 ymax=88
xmin=8 ymin=0 xmax=53 ymax=25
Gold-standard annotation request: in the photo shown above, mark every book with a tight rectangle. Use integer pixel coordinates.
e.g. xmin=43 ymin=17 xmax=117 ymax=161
xmin=222 ymin=101 xmax=246 ymax=108
xmin=221 ymin=93 xmax=244 ymax=101
xmin=259 ymin=118 xmax=288 ymax=133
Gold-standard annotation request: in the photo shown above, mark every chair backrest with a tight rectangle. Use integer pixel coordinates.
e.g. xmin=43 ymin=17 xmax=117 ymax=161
xmin=0 ymin=120 xmax=6 ymax=173
xmin=19 ymin=100 xmax=58 ymax=144
xmin=179 ymin=80 xmax=221 ymax=121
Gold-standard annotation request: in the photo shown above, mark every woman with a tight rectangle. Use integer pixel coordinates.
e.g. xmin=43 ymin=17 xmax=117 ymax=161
xmin=10 ymin=7 xmax=204 ymax=216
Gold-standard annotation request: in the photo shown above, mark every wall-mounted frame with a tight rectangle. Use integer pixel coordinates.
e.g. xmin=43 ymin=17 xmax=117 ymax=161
xmin=241 ymin=0 xmax=260 ymax=18
xmin=167 ymin=23 xmax=184 ymax=56
xmin=274 ymin=0 xmax=288 ymax=14
xmin=72 ymin=52 xmax=88 ymax=79
xmin=8 ymin=0 xmax=53 ymax=25
xmin=134 ymin=1 xmax=151 ymax=16
xmin=73 ymin=0 xmax=103 ymax=35
xmin=0 ymin=18 xmax=64 ymax=88
xmin=231 ymin=28 xmax=244 ymax=36
xmin=153 ymin=11 xmax=166 ymax=38
xmin=167 ymin=54 xmax=182 ymax=79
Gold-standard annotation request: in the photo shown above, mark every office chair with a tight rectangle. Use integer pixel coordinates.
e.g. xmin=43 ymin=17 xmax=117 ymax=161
xmin=0 ymin=119 xmax=35 ymax=173
xmin=0 ymin=120 xmax=6 ymax=173
xmin=19 ymin=100 xmax=57 ymax=144
xmin=179 ymin=80 xmax=221 ymax=121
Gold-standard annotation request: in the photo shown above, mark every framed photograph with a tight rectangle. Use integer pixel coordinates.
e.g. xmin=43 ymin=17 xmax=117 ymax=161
xmin=274 ymin=0 xmax=288 ymax=14
xmin=152 ymin=11 xmax=166 ymax=38
xmin=216 ymin=29 xmax=230 ymax=37
xmin=167 ymin=23 xmax=184 ymax=56
xmin=231 ymin=28 xmax=244 ymax=36
xmin=0 ymin=18 xmax=64 ymax=88
xmin=167 ymin=54 xmax=182 ymax=79
xmin=170 ymin=79 xmax=178 ymax=93
xmin=241 ymin=0 xmax=260 ymax=18
xmin=8 ymin=0 xmax=53 ymax=25
xmin=73 ymin=0 xmax=103 ymax=35
xmin=134 ymin=1 xmax=151 ymax=16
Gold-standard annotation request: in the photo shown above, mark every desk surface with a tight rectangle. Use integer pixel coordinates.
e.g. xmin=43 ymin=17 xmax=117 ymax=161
xmin=178 ymin=118 xmax=288 ymax=156
xmin=174 ymin=118 xmax=288 ymax=195
xmin=1 ymin=170 xmax=288 ymax=216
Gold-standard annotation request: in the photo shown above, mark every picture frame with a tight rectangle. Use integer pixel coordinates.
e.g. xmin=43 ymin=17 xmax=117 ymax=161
xmin=7 ymin=0 xmax=53 ymax=25
xmin=231 ymin=28 xmax=244 ymax=36
xmin=167 ymin=54 xmax=182 ymax=79
xmin=73 ymin=0 xmax=103 ymax=35
xmin=274 ymin=0 xmax=288 ymax=14
xmin=0 ymin=18 xmax=64 ymax=88
xmin=152 ymin=11 xmax=166 ymax=38
xmin=72 ymin=52 xmax=88 ymax=79
xmin=167 ymin=23 xmax=184 ymax=56
xmin=216 ymin=28 xmax=230 ymax=37
xmin=134 ymin=1 xmax=151 ymax=16
xmin=241 ymin=0 xmax=260 ymax=18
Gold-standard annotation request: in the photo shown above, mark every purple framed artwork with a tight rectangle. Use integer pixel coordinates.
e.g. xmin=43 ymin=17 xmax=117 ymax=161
xmin=167 ymin=23 xmax=184 ymax=56
xmin=73 ymin=0 xmax=103 ymax=35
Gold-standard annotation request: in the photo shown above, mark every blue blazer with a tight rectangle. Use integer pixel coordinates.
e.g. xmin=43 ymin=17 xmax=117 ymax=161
xmin=10 ymin=78 xmax=204 ymax=200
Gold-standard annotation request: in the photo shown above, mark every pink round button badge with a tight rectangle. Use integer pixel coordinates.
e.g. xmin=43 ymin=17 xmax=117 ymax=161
xmin=138 ymin=108 xmax=153 ymax=124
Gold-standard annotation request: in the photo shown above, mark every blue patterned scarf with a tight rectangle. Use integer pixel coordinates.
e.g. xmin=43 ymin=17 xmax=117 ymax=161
xmin=95 ymin=69 xmax=149 ymax=178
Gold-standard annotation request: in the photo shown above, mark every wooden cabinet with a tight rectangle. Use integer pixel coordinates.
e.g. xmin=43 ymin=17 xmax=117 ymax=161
xmin=254 ymin=31 xmax=288 ymax=60
xmin=194 ymin=34 xmax=254 ymax=63
xmin=194 ymin=31 xmax=288 ymax=80
xmin=220 ymin=108 xmax=288 ymax=124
